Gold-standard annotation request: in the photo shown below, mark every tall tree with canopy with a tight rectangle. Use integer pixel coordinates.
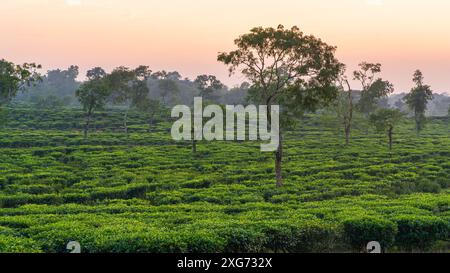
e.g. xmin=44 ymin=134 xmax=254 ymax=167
xmin=354 ymin=62 xmax=394 ymax=116
xmin=403 ymin=70 xmax=433 ymax=134
xmin=334 ymin=62 xmax=392 ymax=145
xmin=76 ymin=67 xmax=110 ymax=138
xmin=191 ymin=74 xmax=225 ymax=153
xmin=218 ymin=25 xmax=343 ymax=187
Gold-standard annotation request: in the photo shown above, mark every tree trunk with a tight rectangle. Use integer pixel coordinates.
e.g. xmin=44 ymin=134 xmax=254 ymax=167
xmin=148 ymin=119 xmax=152 ymax=133
xmin=192 ymin=139 xmax=197 ymax=153
xmin=344 ymin=80 xmax=353 ymax=146
xmin=191 ymin=125 xmax=197 ymax=153
xmin=415 ymin=114 xmax=419 ymax=135
xmin=124 ymin=109 xmax=129 ymax=137
xmin=84 ymin=112 xmax=91 ymax=139
xmin=265 ymin=101 xmax=283 ymax=187
xmin=275 ymin=129 xmax=283 ymax=187
xmin=148 ymin=113 xmax=155 ymax=133
xmin=345 ymin=123 xmax=351 ymax=146
xmin=415 ymin=112 xmax=423 ymax=136
xmin=388 ymin=126 xmax=393 ymax=150
xmin=92 ymin=116 xmax=96 ymax=132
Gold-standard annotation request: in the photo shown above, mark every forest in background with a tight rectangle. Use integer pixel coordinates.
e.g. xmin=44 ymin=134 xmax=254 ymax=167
xmin=10 ymin=64 xmax=450 ymax=117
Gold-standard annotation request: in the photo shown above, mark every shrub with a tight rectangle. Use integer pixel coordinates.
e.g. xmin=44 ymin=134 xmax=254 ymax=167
xmin=342 ymin=217 xmax=397 ymax=252
xmin=258 ymin=220 xmax=337 ymax=253
xmin=217 ymin=225 xmax=266 ymax=253
xmin=0 ymin=234 xmax=42 ymax=253
xmin=393 ymin=215 xmax=450 ymax=251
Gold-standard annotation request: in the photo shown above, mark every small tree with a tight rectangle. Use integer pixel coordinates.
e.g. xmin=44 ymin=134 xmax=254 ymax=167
xmin=354 ymin=62 xmax=394 ymax=116
xmin=333 ymin=62 xmax=393 ymax=144
xmin=75 ymin=67 xmax=110 ymax=138
xmin=331 ymin=89 xmax=353 ymax=144
xmin=335 ymin=70 xmax=354 ymax=145
xmin=136 ymin=98 xmax=164 ymax=132
xmin=108 ymin=66 xmax=151 ymax=135
xmin=369 ymin=108 xmax=403 ymax=150
xmin=194 ymin=74 xmax=225 ymax=102
xmin=218 ymin=25 xmax=343 ymax=187
xmin=403 ymin=70 xmax=433 ymax=134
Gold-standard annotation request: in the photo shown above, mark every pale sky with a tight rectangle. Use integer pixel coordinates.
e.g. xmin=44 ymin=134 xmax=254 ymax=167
xmin=2 ymin=0 xmax=450 ymax=92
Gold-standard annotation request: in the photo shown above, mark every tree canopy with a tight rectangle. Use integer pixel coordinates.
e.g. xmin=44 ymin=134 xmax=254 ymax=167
xmin=218 ymin=25 xmax=343 ymax=186
xmin=354 ymin=62 xmax=394 ymax=116
xmin=404 ymin=70 xmax=434 ymax=133
xmin=369 ymin=108 xmax=404 ymax=150
xmin=194 ymin=74 xmax=225 ymax=101
xmin=0 ymin=59 xmax=41 ymax=106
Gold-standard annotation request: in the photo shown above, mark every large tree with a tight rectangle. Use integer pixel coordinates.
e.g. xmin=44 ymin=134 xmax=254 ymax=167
xmin=354 ymin=62 xmax=394 ymax=116
xmin=75 ymin=67 xmax=110 ymax=138
xmin=403 ymin=70 xmax=433 ymax=134
xmin=0 ymin=59 xmax=41 ymax=106
xmin=218 ymin=25 xmax=343 ymax=187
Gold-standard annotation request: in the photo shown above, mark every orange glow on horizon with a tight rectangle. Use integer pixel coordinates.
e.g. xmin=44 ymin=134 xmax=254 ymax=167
xmin=2 ymin=0 xmax=450 ymax=92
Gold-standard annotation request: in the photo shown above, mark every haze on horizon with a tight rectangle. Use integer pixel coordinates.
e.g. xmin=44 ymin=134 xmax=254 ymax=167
xmin=2 ymin=0 xmax=450 ymax=93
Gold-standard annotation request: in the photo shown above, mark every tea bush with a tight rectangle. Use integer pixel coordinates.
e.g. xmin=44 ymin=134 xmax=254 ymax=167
xmin=0 ymin=107 xmax=449 ymax=252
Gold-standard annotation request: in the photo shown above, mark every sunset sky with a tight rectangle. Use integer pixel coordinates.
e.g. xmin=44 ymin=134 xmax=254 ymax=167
xmin=2 ymin=0 xmax=450 ymax=92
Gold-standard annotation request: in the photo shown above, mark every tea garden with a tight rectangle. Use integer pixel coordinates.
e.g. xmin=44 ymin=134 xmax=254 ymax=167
xmin=0 ymin=107 xmax=449 ymax=253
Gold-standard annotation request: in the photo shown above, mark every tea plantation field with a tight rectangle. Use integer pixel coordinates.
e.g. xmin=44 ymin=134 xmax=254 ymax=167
xmin=0 ymin=108 xmax=449 ymax=253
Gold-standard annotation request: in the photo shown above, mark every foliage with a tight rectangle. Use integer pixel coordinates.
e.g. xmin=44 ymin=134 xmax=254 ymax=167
xmin=218 ymin=24 xmax=343 ymax=187
xmin=353 ymin=62 xmax=394 ymax=116
xmin=394 ymin=215 xmax=449 ymax=251
xmin=0 ymin=107 xmax=449 ymax=253
xmin=194 ymin=75 xmax=225 ymax=101
xmin=369 ymin=109 xmax=403 ymax=133
xmin=75 ymin=67 xmax=110 ymax=137
xmin=0 ymin=59 xmax=41 ymax=106
xmin=16 ymin=65 xmax=79 ymax=107
xmin=404 ymin=70 xmax=434 ymax=133
xmin=343 ymin=217 xmax=397 ymax=252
